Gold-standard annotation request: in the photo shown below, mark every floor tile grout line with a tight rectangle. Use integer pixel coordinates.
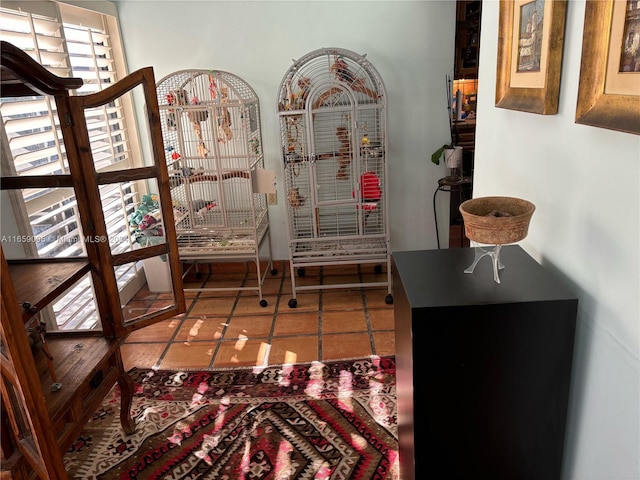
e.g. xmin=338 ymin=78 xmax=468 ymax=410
xmin=123 ymin=261 xmax=394 ymax=369
xmin=150 ymin=273 xmax=210 ymax=368
xmin=266 ymin=265 xmax=285 ymax=345
xmin=206 ymin=268 xmax=250 ymax=369
xmin=152 ymin=266 xmax=238 ymax=369
xmin=317 ymin=266 xmax=324 ymax=360
xmin=359 ymin=264 xmax=378 ymax=357
xmin=151 ymin=331 xmax=328 ymax=344
xmin=258 ymin=263 xmax=286 ymax=367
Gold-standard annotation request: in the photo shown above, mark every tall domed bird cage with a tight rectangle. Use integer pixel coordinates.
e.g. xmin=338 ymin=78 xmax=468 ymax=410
xmin=156 ymin=69 xmax=277 ymax=306
xmin=277 ymin=48 xmax=392 ymax=308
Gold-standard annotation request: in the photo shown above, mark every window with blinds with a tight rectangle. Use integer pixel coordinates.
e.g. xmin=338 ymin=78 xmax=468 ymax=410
xmin=0 ymin=1 xmax=145 ymax=330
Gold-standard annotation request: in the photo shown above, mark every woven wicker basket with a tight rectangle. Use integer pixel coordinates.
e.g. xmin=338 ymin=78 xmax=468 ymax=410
xmin=459 ymin=196 xmax=535 ymax=245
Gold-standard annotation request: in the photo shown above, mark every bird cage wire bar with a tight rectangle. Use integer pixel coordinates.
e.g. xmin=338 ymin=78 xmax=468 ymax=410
xmin=156 ymin=69 xmax=275 ymax=306
xmin=277 ymin=47 xmax=392 ymax=307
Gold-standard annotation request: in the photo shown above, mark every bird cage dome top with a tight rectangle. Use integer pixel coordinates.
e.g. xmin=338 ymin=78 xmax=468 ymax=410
xmin=277 ymin=47 xmax=386 ymax=112
xmin=156 ymin=69 xmax=259 ymax=106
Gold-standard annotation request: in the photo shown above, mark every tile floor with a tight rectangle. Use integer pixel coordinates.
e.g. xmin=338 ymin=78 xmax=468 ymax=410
xmin=121 ymin=261 xmax=395 ymax=371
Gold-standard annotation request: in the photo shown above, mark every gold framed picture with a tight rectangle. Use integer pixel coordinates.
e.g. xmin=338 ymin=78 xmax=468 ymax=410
xmin=575 ymin=0 xmax=640 ymax=135
xmin=495 ymin=0 xmax=567 ymax=114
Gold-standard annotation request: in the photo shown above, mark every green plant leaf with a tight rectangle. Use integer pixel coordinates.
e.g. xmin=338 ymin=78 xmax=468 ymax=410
xmin=431 ymin=145 xmax=450 ymax=165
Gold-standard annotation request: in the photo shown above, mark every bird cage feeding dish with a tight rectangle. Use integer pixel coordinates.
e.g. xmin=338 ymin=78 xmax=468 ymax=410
xmin=156 ymin=69 xmax=277 ymax=306
xmin=277 ymin=47 xmax=392 ymax=307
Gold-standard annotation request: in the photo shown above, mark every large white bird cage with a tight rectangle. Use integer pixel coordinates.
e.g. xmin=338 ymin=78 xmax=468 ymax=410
xmin=156 ymin=69 xmax=277 ymax=306
xmin=277 ymin=47 xmax=392 ymax=308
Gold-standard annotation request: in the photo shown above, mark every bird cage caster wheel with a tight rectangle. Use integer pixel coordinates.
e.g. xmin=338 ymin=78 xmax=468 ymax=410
xmin=260 ymin=299 xmax=268 ymax=308
xmin=385 ymin=294 xmax=393 ymax=305
xmin=374 ymin=265 xmax=383 ymax=274
xmin=297 ymin=268 xmax=305 ymax=277
xmin=288 ymin=298 xmax=298 ymax=308
xmin=270 ymin=269 xmax=278 ymax=275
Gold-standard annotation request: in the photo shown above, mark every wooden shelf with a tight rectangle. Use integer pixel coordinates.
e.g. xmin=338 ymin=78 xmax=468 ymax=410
xmin=7 ymin=258 xmax=91 ymax=323
xmin=452 ymin=119 xmax=476 ymax=153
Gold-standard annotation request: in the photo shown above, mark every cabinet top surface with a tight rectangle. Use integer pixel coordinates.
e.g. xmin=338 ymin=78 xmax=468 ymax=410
xmin=392 ymin=246 xmax=577 ymax=308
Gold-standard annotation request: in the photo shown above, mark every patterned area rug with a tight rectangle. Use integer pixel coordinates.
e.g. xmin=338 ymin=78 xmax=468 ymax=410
xmin=65 ymin=356 xmax=397 ymax=479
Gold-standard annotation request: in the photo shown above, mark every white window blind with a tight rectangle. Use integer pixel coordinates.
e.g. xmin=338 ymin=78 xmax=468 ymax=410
xmin=1 ymin=2 xmax=143 ymax=330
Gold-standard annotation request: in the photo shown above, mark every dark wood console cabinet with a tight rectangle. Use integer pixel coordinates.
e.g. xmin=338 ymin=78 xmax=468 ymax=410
xmin=392 ymin=246 xmax=577 ymax=480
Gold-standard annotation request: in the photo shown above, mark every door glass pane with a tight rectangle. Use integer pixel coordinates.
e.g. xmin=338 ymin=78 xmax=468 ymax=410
xmin=119 ymin=257 xmax=179 ymax=326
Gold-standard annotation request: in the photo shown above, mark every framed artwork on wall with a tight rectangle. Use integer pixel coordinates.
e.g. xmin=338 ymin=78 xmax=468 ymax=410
xmin=495 ymin=0 xmax=568 ymax=115
xmin=575 ymin=0 xmax=640 ymax=135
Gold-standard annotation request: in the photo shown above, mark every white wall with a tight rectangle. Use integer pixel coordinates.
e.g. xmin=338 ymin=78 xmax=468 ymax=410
xmin=114 ymin=1 xmax=640 ymax=478
xmin=476 ymin=1 xmax=639 ymax=479
xmin=113 ymin=0 xmax=457 ymax=260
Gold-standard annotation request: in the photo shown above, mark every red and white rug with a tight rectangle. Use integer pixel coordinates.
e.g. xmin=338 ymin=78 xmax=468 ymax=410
xmin=65 ymin=356 xmax=398 ymax=479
